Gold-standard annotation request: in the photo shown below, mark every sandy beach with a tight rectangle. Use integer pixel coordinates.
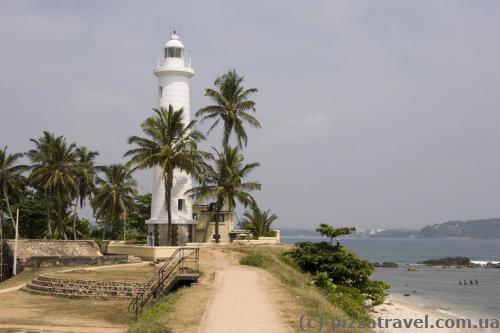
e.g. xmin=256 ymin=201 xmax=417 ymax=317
xmin=373 ymin=295 xmax=485 ymax=333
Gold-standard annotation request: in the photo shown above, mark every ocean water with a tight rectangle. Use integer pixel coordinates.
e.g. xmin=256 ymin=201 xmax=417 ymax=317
xmin=281 ymin=237 xmax=500 ymax=319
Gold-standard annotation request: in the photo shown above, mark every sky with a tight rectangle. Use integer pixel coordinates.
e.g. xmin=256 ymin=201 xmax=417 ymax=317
xmin=1 ymin=0 xmax=500 ymax=230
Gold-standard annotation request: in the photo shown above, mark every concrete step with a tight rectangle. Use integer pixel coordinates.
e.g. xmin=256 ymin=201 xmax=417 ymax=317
xmin=24 ymin=282 xmax=136 ymax=298
xmin=22 ymin=275 xmax=147 ymax=299
xmin=37 ymin=275 xmax=146 ymax=288
xmin=29 ymin=279 xmax=144 ymax=294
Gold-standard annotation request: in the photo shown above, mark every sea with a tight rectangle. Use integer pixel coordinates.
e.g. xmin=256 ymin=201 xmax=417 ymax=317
xmin=281 ymin=237 xmax=500 ymax=320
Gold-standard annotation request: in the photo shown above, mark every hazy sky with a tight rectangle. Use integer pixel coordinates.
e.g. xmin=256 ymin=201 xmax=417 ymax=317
xmin=1 ymin=1 xmax=500 ymax=229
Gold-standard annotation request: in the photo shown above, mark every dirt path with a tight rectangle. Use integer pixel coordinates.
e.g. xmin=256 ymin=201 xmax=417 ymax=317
xmin=197 ymin=251 xmax=290 ymax=333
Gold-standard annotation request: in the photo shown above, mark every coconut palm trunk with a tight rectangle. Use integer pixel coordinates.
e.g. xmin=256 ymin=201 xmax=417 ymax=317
xmin=2 ymin=185 xmax=15 ymax=228
xmin=214 ymin=199 xmax=224 ymax=244
xmin=72 ymin=196 xmax=79 ymax=240
xmin=164 ymin=168 xmax=174 ymax=245
xmin=44 ymin=189 xmax=52 ymax=238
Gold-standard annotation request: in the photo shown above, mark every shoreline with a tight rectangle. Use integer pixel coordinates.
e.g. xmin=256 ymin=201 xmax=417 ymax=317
xmin=373 ymin=294 xmax=486 ymax=333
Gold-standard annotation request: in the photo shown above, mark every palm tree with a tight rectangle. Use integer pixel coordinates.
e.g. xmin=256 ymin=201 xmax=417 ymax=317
xmin=187 ymin=146 xmax=261 ymax=243
xmin=0 ymin=147 xmax=28 ymax=227
xmin=125 ymin=106 xmax=207 ymax=245
xmin=240 ymin=206 xmax=278 ymax=238
xmin=92 ymin=164 xmax=137 ymax=240
xmin=72 ymin=147 xmax=99 ymax=240
xmin=196 ymin=70 xmax=260 ymax=148
xmin=26 ymin=132 xmax=77 ymax=239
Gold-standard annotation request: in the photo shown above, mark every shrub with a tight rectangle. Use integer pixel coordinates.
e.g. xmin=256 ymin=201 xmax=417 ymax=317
xmin=359 ymin=280 xmax=390 ymax=306
xmin=287 ymin=242 xmax=373 ymax=285
xmin=286 ymin=241 xmax=389 ymax=316
xmin=327 ymin=285 xmax=368 ymax=320
xmin=239 ymin=252 xmax=270 ymax=268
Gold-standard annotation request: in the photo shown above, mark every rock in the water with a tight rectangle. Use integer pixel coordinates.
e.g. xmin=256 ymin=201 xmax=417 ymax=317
xmin=418 ymin=256 xmax=470 ymax=266
xmin=373 ymin=261 xmax=399 ymax=268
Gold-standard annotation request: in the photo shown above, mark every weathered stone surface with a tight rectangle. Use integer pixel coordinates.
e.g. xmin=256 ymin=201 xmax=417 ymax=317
xmin=23 ymin=275 xmax=147 ymax=299
xmin=4 ymin=240 xmax=102 ymax=264
xmin=24 ymin=254 xmax=129 ymax=268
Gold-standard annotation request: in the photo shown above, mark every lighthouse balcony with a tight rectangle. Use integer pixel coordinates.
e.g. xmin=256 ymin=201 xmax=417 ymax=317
xmin=155 ymin=56 xmax=194 ymax=76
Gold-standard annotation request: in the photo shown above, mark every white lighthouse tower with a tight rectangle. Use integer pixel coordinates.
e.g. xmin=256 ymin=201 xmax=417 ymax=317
xmin=147 ymin=31 xmax=195 ymax=246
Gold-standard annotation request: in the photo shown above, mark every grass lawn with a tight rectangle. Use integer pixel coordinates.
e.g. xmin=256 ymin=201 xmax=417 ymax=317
xmin=53 ymin=264 xmax=155 ymax=282
xmin=0 ymin=290 xmax=131 ymax=327
xmin=0 ymin=263 xmax=150 ymax=329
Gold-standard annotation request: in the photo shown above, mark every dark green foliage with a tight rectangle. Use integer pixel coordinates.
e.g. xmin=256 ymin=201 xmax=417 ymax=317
xmin=288 ymin=242 xmax=373 ymax=285
xmin=239 ymin=252 xmax=270 ymax=268
xmin=287 ymin=241 xmax=389 ymax=318
xmin=1 ymin=187 xmax=90 ymax=239
xmin=127 ymin=193 xmax=151 ymax=235
xmin=92 ymin=193 xmax=151 ymax=241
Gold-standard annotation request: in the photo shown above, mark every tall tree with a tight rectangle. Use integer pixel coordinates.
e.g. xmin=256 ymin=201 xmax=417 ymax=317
xmin=72 ymin=147 xmax=99 ymax=240
xmin=240 ymin=206 xmax=278 ymax=238
xmin=0 ymin=147 xmax=28 ymax=227
xmin=187 ymin=146 xmax=261 ymax=243
xmin=316 ymin=223 xmax=356 ymax=245
xmin=92 ymin=164 xmax=137 ymax=240
xmin=197 ymin=70 xmax=260 ymax=148
xmin=26 ymin=132 xmax=77 ymax=239
xmin=125 ymin=106 xmax=207 ymax=245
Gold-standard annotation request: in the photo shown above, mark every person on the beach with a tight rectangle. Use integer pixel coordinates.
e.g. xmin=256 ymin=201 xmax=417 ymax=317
xmin=470 ymin=280 xmax=473 ymax=285
xmin=464 ymin=280 xmax=467 ymax=285
xmin=475 ymin=279 xmax=479 ymax=285
xmin=459 ymin=280 xmax=462 ymax=285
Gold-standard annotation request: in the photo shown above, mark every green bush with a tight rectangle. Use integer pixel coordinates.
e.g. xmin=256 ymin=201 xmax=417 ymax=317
xmin=287 ymin=242 xmax=373 ymax=285
xmin=312 ymin=272 xmax=367 ymax=319
xmin=327 ymin=284 xmax=368 ymax=320
xmin=287 ymin=242 xmax=389 ymax=316
xmin=239 ymin=252 xmax=270 ymax=267
xmin=359 ymin=280 xmax=390 ymax=306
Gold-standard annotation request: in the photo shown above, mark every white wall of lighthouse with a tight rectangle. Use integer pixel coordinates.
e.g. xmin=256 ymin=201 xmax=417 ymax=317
xmin=147 ymin=32 xmax=195 ymax=245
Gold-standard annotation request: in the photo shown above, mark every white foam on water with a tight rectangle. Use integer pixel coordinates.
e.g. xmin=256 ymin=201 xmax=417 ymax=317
xmin=471 ymin=260 xmax=500 ymax=265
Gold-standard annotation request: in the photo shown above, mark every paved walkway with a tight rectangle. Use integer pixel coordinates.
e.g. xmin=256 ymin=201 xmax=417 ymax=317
xmin=198 ymin=251 xmax=290 ymax=333
xmin=0 ymin=283 xmax=25 ymax=294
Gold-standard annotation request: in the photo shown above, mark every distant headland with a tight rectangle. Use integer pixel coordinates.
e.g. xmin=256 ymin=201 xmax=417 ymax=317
xmin=280 ymin=218 xmax=500 ymax=239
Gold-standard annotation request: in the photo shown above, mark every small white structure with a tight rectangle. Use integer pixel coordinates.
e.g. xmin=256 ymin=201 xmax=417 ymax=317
xmin=147 ymin=31 xmax=196 ymax=246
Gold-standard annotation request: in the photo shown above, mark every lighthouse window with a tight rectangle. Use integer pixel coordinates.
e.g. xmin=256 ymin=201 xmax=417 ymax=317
xmin=165 ymin=47 xmax=182 ymax=58
xmin=178 ymin=199 xmax=184 ymax=211
xmin=158 ymin=86 xmax=162 ymax=98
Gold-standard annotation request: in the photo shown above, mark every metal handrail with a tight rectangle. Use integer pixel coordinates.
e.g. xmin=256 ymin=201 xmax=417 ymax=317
xmin=129 ymin=247 xmax=199 ymax=318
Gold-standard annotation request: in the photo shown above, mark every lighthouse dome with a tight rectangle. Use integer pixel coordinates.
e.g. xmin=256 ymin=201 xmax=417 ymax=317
xmin=164 ymin=32 xmax=184 ymax=49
